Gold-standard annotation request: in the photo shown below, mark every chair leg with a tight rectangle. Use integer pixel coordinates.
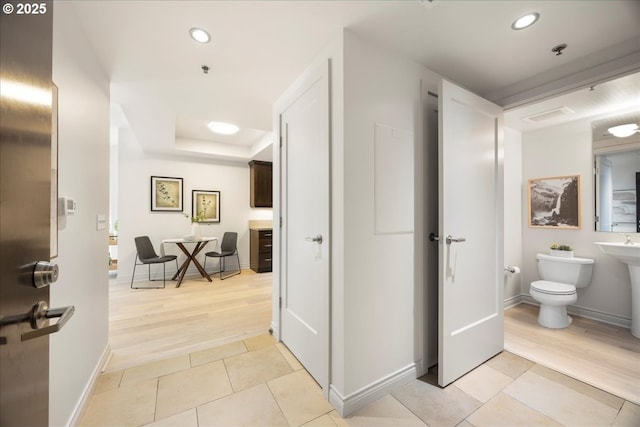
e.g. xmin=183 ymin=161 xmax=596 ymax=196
xmin=162 ymin=262 xmax=166 ymax=288
xmin=220 ymin=253 xmax=241 ymax=280
xmin=131 ymin=257 xmax=166 ymax=290
xmin=130 ymin=255 xmax=138 ymax=289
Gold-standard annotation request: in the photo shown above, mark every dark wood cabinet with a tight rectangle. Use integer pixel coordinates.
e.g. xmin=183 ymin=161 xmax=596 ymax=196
xmin=250 ymin=229 xmax=272 ymax=273
xmin=249 ymin=160 xmax=272 ymax=208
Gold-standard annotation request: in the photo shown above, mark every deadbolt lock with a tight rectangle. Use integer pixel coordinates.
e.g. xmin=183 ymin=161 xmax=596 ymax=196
xmin=33 ymin=261 xmax=59 ymax=288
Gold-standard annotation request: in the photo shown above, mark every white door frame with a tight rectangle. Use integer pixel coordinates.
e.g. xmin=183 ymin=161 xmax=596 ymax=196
xmin=274 ymin=58 xmax=331 ymax=397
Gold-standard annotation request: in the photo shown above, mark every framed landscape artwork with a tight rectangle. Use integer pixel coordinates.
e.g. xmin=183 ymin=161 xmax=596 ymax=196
xmin=612 ymin=189 xmax=636 ymax=224
xmin=528 ymin=175 xmax=581 ymax=229
xmin=151 ymin=176 xmax=183 ymax=212
xmin=192 ymin=190 xmax=220 ymax=223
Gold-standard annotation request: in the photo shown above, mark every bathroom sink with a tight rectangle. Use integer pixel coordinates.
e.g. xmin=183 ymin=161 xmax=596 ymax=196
xmin=595 ymin=241 xmax=640 ymax=338
xmin=595 ymin=242 xmax=640 ymax=266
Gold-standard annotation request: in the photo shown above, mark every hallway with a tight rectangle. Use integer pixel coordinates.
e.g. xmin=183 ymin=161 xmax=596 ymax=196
xmin=79 ymin=333 xmax=638 ymax=426
xmin=78 ymin=282 xmax=640 ymax=426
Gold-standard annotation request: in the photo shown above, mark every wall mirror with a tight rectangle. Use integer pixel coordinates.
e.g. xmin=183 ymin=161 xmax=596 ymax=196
xmin=592 ymin=111 xmax=640 ymax=232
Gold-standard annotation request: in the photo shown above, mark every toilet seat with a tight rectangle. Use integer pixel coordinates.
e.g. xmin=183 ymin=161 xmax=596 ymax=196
xmin=531 ymin=280 xmax=576 ymax=296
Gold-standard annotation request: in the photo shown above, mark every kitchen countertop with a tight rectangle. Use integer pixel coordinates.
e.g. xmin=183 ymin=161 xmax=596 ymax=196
xmin=248 ymin=219 xmax=273 ymax=230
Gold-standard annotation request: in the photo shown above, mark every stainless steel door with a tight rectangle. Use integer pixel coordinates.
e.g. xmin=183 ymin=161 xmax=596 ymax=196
xmin=1 ymin=3 xmax=54 ymax=426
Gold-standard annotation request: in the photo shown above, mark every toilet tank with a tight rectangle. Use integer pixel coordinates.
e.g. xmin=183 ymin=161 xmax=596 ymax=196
xmin=536 ymin=254 xmax=594 ymax=288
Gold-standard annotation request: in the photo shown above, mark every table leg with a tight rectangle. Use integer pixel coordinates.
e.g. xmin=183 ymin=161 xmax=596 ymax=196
xmin=173 ymin=243 xmax=194 ymax=288
xmin=171 ymin=241 xmax=213 ymax=287
xmin=190 ymin=241 xmax=212 ymax=282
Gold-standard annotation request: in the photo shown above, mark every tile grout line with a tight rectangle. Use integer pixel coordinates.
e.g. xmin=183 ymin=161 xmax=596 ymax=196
xmin=221 ymin=357 xmax=239 ymax=394
xmin=389 ymin=387 xmax=432 ymax=427
xmin=264 ymin=369 xmax=295 ymax=427
xmin=153 ymin=340 xmax=257 ymax=424
xmin=504 ymin=364 xmax=626 ymax=425
xmin=195 ymin=405 xmax=201 ymax=427
xmin=448 ymin=382 xmax=483 ymax=425
xmin=497 ymin=361 xmax=561 ymax=423
xmin=117 ymin=369 xmax=124 ymax=389
xmin=459 ymin=390 xmax=501 ymax=426
xmin=152 ymin=377 xmax=160 ymax=424
xmin=393 ymin=354 xmax=537 ymax=427
xmin=454 ymin=359 xmax=546 ymax=426
xmin=153 ymin=356 xmax=236 ymax=424
xmin=191 ymin=346 xmax=203 ymax=427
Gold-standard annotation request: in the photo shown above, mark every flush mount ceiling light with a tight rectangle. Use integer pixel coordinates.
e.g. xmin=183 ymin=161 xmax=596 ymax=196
xmin=208 ymin=121 xmax=239 ymax=135
xmin=511 ymin=12 xmax=540 ymax=30
xmin=189 ymin=27 xmax=211 ymax=43
xmin=608 ymin=124 xmax=639 ymax=138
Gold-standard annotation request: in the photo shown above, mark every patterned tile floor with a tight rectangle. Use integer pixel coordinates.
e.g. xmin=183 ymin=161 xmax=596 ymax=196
xmin=78 ymin=334 xmax=639 ymax=427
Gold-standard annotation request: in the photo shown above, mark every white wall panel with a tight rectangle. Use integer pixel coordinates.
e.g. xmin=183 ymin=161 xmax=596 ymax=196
xmin=374 ymin=123 xmax=414 ymax=234
xmin=342 ymin=30 xmax=422 ymax=398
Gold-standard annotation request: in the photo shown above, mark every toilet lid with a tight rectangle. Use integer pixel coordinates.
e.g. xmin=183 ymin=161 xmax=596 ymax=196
xmin=531 ymin=280 xmax=576 ymax=295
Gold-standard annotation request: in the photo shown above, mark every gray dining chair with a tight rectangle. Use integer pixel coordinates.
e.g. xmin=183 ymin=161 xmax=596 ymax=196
xmin=204 ymin=232 xmax=241 ymax=280
xmin=131 ymin=236 xmax=178 ymax=289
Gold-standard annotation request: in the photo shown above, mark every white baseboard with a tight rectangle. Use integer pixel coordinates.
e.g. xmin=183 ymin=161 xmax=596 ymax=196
xmin=67 ymin=343 xmax=112 ymax=427
xmin=517 ymin=295 xmax=631 ymax=330
xmin=503 ymin=294 xmax=523 ymax=310
xmin=114 ymin=265 xmax=253 ymax=285
xmin=329 ymin=363 xmax=416 ymax=417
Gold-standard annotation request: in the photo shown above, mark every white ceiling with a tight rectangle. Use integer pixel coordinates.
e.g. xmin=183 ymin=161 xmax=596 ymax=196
xmin=504 ymin=71 xmax=640 ymax=136
xmin=65 ymin=0 xmax=640 ymax=162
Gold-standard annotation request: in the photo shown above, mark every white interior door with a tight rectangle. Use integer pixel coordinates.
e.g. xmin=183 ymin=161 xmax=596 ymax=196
xmin=438 ymin=79 xmax=504 ymax=386
xmin=280 ymin=61 xmax=329 ymax=393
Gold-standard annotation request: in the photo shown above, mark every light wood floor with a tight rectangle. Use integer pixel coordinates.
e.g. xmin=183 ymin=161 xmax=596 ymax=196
xmin=107 ymin=270 xmax=273 ymax=372
xmin=504 ymin=303 xmax=640 ymax=405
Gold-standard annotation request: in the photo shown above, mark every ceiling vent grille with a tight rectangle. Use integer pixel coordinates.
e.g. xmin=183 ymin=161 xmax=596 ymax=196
xmin=524 ymin=106 xmax=575 ymax=123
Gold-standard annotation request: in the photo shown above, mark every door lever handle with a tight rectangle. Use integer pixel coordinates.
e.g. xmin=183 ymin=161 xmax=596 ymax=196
xmin=446 ymin=235 xmax=466 ymax=244
xmin=304 ymin=235 xmax=323 ymax=244
xmin=22 ymin=302 xmax=75 ymax=341
xmin=0 ymin=301 xmax=75 ymax=341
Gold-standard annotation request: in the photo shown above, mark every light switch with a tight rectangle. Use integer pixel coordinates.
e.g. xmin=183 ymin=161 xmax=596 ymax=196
xmin=96 ymin=214 xmax=107 ymax=230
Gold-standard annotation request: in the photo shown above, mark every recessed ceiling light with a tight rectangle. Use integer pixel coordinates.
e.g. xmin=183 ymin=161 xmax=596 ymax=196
xmin=189 ymin=27 xmax=210 ymax=43
xmin=208 ymin=121 xmax=239 ymax=135
xmin=511 ymin=12 xmax=540 ymax=30
xmin=608 ymin=124 xmax=639 ymax=138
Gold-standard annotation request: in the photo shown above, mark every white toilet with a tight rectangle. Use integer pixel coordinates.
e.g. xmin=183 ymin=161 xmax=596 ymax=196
xmin=530 ymin=253 xmax=594 ymax=329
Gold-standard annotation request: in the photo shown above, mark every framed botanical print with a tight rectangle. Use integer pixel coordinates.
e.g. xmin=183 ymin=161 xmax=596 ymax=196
xmin=192 ymin=190 xmax=220 ymax=223
xmin=151 ymin=176 xmax=183 ymax=211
